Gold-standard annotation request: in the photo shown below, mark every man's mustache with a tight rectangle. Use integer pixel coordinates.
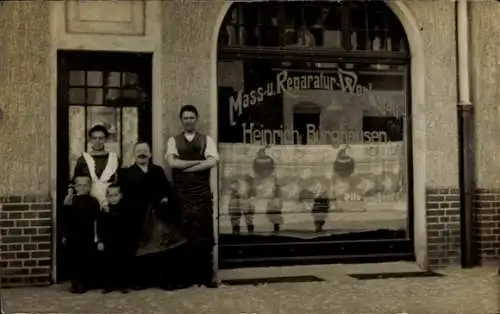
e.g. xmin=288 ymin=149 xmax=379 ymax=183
xmin=137 ymin=154 xmax=149 ymax=158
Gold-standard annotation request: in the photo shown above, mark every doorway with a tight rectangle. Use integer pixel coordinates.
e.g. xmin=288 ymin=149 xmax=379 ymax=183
xmin=293 ymin=105 xmax=321 ymax=145
xmin=55 ymin=51 xmax=153 ymax=282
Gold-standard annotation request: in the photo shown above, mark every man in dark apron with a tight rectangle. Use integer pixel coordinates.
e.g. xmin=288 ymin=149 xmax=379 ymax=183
xmin=165 ymin=105 xmax=219 ymax=288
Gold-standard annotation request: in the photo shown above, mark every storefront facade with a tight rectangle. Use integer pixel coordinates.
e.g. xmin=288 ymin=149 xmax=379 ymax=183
xmin=0 ymin=0 xmax=499 ymax=287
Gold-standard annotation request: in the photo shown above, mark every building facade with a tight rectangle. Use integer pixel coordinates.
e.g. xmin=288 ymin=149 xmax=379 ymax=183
xmin=0 ymin=0 xmax=499 ymax=287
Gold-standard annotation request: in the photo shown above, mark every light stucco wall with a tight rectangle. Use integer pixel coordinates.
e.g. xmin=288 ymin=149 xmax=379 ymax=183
xmin=0 ymin=1 xmax=51 ymax=196
xmin=470 ymin=1 xmax=500 ymax=189
xmin=161 ymin=1 xmax=225 ymax=138
xmin=404 ymin=1 xmax=459 ymax=188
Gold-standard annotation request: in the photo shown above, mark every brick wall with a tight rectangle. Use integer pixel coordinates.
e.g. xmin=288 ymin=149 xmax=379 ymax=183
xmin=0 ymin=196 xmax=52 ymax=287
xmin=426 ymin=188 xmax=500 ymax=268
xmin=426 ymin=188 xmax=461 ymax=267
xmin=474 ymin=189 xmax=500 ymax=263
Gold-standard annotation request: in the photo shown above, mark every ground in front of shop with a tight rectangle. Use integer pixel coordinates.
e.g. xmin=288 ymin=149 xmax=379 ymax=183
xmin=1 ymin=262 xmax=498 ymax=314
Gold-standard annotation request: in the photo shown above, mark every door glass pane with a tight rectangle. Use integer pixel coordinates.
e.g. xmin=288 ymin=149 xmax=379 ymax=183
xmin=122 ymin=108 xmax=138 ymax=167
xmin=87 ymin=88 xmax=104 ymax=105
xmin=86 ymin=107 xmax=121 ymax=156
xmin=69 ymin=71 xmax=85 ymax=86
xmin=69 ymin=88 xmax=85 ymax=104
xmin=122 ymin=89 xmax=138 ymax=99
xmin=87 ymin=71 xmax=103 ymax=87
xmin=107 ymin=72 xmax=121 ymax=87
xmin=122 ymin=72 xmax=138 ymax=86
xmin=106 ymin=88 xmax=121 ymax=101
xmin=68 ymin=106 xmax=86 ymax=179
xmin=217 ymin=59 xmax=408 ymax=238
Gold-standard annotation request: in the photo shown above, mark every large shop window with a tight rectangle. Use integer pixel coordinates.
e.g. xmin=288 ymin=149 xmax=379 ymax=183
xmin=217 ymin=1 xmax=410 ymax=241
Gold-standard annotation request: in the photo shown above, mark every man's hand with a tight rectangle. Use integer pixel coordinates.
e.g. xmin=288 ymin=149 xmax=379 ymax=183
xmin=63 ymin=196 xmax=73 ymax=206
xmin=63 ymin=190 xmax=73 ymax=206
xmin=97 ymin=242 xmax=104 ymax=251
xmin=61 ymin=237 xmax=67 ymax=246
xmin=101 ymin=203 xmax=109 ymax=213
xmin=63 ymin=186 xmax=75 ymax=205
xmin=160 ymin=197 xmax=168 ymax=204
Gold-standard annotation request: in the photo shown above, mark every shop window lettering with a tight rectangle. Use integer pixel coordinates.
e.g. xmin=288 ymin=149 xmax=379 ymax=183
xmin=306 ymin=124 xmax=387 ymax=146
xmin=229 ymin=68 xmax=372 ymax=126
xmin=242 ymin=123 xmax=388 ymax=147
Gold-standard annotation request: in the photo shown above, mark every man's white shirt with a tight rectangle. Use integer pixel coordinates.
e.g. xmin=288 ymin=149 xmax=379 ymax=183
xmin=165 ymin=133 xmax=219 ymax=161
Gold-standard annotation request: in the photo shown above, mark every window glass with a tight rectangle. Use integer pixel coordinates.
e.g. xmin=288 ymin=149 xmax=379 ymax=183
xmin=218 ymin=59 xmax=408 ymax=237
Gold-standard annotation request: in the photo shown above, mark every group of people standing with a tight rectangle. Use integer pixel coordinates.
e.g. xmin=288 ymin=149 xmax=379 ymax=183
xmin=61 ymin=105 xmax=219 ymax=294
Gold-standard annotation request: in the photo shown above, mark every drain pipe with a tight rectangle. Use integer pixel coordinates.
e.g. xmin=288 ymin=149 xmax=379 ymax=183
xmin=456 ymin=0 xmax=476 ymax=268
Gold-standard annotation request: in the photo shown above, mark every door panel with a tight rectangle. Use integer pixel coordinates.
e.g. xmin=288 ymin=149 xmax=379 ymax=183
xmin=56 ymin=51 xmax=153 ymax=282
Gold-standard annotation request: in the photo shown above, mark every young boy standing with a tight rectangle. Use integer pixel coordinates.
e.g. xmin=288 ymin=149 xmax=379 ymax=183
xmin=61 ymin=175 xmax=101 ymax=294
xmin=97 ymin=184 xmax=134 ymax=293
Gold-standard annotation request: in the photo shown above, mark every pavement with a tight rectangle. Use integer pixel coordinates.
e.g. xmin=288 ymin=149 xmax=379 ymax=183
xmin=1 ymin=262 xmax=499 ymax=314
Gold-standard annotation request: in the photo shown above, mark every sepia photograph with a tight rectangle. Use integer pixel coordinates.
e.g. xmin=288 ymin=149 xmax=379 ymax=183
xmin=0 ymin=1 xmax=498 ymax=313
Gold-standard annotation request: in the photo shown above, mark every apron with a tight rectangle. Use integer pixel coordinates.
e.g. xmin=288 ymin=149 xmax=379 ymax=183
xmin=82 ymin=152 xmax=118 ymax=208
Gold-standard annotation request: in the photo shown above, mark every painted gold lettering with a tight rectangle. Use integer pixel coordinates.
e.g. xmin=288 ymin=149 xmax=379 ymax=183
xmin=266 ymin=82 xmax=275 ymax=96
xmin=229 ymin=91 xmax=243 ymax=127
xmin=249 ymin=90 xmax=257 ymax=106
xmin=363 ymin=131 xmax=373 ymax=143
xmin=253 ymin=129 xmax=262 ymax=143
xmin=313 ymin=76 xmax=321 ymax=89
xmin=272 ymin=129 xmax=281 ymax=144
xmin=263 ymin=129 xmax=273 ymax=145
xmin=306 ymin=124 xmax=317 ymax=145
xmin=307 ymin=75 xmax=314 ymax=88
xmin=300 ymin=76 xmax=308 ymax=89
xmin=292 ymin=76 xmax=300 ymax=90
xmin=256 ymin=87 xmax=265 ymax=102
xmin=338 ymin=68 xmax=358 ymax=93
xmin=242 ymin=123 xmax=253 ymax=144
xmin=356 ymin=85 xmax=365 ymax=96
xmin=242 ymin=94 xmax=250 ymax=108
xmin=276 ymin=71 xmax=287 ymax=95
xmin=328 ymin=77 xmax=336 ymax=90
xmin=347 ymin=131 xmax=358 ymax=145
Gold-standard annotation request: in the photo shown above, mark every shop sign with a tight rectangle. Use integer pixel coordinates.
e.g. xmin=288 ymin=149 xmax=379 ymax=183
xmin=229 ymin=68 xmax=372 ymax=126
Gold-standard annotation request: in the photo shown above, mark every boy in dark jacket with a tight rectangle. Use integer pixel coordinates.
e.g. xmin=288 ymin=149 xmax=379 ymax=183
xmin=61 ymin=175 xmax=100 ymax=294
xmin=97 ymin=184 xmax=134 ymax=294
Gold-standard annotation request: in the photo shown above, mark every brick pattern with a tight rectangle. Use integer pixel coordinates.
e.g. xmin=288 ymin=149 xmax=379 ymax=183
xmin=0 ymin=195 xmax=52 ymax=287
xmin=474 ymin=189 xmax=500 ymax=263
xmin=426 ymin=188 xmax=461 ymax=267
xmin=426 ymin=188 xmax=500 ymax=268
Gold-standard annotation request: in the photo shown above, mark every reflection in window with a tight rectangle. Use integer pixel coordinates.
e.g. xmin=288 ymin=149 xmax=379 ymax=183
xmin=218 ymin=59 xmax=407 ymax=147
xmin=218 ymin=1 xmax=408 ymax=52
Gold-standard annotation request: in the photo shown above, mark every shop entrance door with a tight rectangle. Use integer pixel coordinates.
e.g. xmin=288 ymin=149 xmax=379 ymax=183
xmin=55 ymin=51 xmax=153 ymax=282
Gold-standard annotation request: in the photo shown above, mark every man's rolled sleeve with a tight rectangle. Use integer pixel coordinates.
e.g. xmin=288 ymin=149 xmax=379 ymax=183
xmin=204 ymin=136 xmax=219 ymax=161
xmin=165 ymin=137 xmax=178 ymax=159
